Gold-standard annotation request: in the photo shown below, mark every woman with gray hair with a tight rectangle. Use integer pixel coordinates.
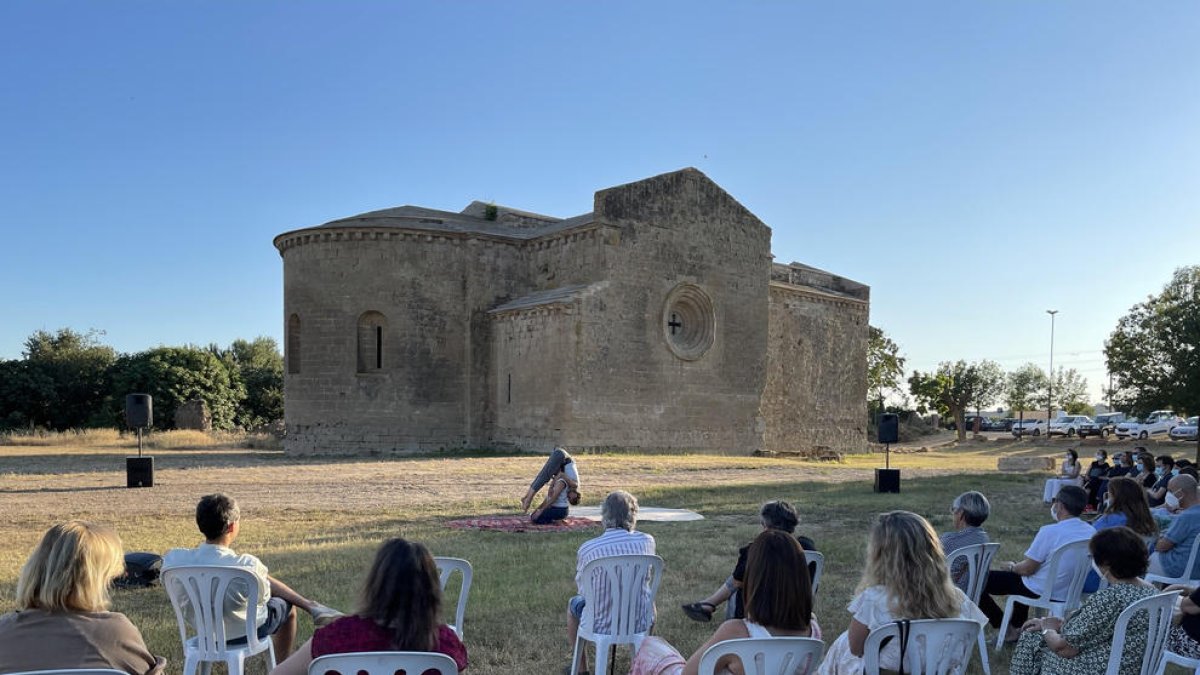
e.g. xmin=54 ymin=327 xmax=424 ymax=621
xmin=939 ymin=491 xmax=991 ymax=591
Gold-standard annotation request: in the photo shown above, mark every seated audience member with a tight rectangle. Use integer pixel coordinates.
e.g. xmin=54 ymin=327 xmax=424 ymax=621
xmin=1094 ymin=452 xmax=1134 ymax=509
xmin=270 ymin=538 xmax=467 ymax=675
xmin=1043 ymin=449 xmax=1082 ymax=503
xmin=681 ymin=500 xmax=816 ymax=623
xmin=1164 ymin=581 xmax=1200 ymax=660
xmin=568 ymin=490 xmax=656 ymax=675
xmin=1083 ymin=449 xmax=1110 ymax=508
xmin=1009 ymin=527 xmax=1156 ymax=674
xmin=939 ymin=491 xmax=991 ymax=592
xmin=1094 ymin=477 xmax=1158 ymax=539
xmin=163 ymin=493 xmax=340 ymax=658
xmin=815 ymin=511 xmax=985 ymax=675
xmin=631 ymin=530 xmax=821 ymax=675
xmin=1183 ymin=466 xmax=1200 ymax=481
xmin=1149 ymin=475 xmax=1200 ymax=578
xmin=1133 ymin=450 xmax=1157 ymax=489
xmin=1148 ymin=455 xmax=1177 ymax=507
xmin=979 ymin=485 xmax=1094 ymax=642
xmin=521 ymin=446 xmax=581 ymax=522
xmin=0 ymin=521 xmax=166 ymax=675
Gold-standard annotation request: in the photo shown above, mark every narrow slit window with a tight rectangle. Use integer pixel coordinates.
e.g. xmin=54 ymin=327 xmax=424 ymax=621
xmin=357 ymin=311 xmax=387 ymax=373
xmin=375 ymin=326 xmax=383 ymax=369
xmin=507 ymin=373 xmax=512 ymax=404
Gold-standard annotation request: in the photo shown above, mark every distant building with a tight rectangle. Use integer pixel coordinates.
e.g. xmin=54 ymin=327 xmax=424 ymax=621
xmin=274 ymin=168 xmax=870 ymax=455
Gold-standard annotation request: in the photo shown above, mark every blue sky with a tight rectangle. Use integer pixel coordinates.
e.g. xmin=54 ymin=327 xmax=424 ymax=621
xmin=2 ymin=2 xmax=1197 ymax=404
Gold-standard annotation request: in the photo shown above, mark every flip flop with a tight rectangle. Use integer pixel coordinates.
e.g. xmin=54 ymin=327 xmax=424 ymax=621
xmin=681 ymin=601 xmax=715 ymax=622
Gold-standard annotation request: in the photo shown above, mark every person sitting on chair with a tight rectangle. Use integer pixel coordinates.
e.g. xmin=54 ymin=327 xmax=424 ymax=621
xmin=1149 ymin=474 xmax=1200 ymax=579
xmin=163 ymin=493 xmax=341 ymax=658
xmin=681 ymin=500 xmax=816 ymax=623
xmin=939 ymin=491 xmax=991 ymax=592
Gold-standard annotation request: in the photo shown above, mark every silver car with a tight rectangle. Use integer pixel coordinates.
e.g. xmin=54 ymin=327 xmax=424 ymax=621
xmin=1170 ymin=417 xmax=1199 ymax=441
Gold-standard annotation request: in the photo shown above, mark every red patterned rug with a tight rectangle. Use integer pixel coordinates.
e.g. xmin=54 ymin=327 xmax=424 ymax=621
xmin=446 ymin=515 xmax=597 ymax=533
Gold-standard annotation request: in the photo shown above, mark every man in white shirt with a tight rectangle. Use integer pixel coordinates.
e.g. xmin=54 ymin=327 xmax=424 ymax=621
xmin=162 ymin=493 xmax=340 ymax=657
xmin=567 ymin=490 xmax=656 ymax=675
xmin=977 ymin=484 xmax=1094 ymax=642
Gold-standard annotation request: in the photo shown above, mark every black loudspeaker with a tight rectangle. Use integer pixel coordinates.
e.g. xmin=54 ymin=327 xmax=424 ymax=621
xmin=878 ymin=413 xmax=900 ymax=444
xmin=126 ymin=456 xmax=154 ymax=488
xmin=125 ymin=394 xmax=153 ymax=429
xmin=874 ymin=468 xmax=900 ymax=493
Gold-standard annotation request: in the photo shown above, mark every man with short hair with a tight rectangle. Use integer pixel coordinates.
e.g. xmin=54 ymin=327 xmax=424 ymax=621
xmin=978 ymin=485 xmax=1094 ymax=642
xmin=567 ymin=490 xmax=656 ymax=675
xmin=681 ymin=500 xmax=816 ymax=622
xmin=162 ymin=493 xmax=340 ymax=657
xmin=940 ymin=491 xmax=991 ymax=592
xmin=1150 ymin=475 xmax=1200 ymax=578
xmin=1148 ymin=455 xmax=1177 ymax=507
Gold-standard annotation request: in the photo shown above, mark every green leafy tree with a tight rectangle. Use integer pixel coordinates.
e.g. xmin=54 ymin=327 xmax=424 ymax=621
xmin=110 ymin=346 xmax=244 ymax=430
xmin=19 ymin=328 xmax=117 ymax=429
xmin=1105 ymin=266 xmax=1200 ymax=416
xmin=220 ymin=337 xmax=284 ymax=428
xmin=0 ymin=360 xmax=55 ymax=430
xmin=1042 ymin=367 xmax=1090 ymax=414
xmin=910 ymin=360 xmax=1008 ymax=440
xmin=1005 ymin=363 xmax=1048 ymax=424
xmin=867 ymin=326 xmax=907 ymax=404
xmin=968 ymin=360 xmax=1005 ymax=417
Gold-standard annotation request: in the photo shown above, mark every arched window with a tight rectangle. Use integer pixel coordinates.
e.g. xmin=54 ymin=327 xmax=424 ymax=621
xmin=287 ymin=314 xmax=301 ymax=374
xmin=357 ymin=311 xmax=388 ymax=373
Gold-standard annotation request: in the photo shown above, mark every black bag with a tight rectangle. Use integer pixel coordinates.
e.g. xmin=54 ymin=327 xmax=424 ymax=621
xmin=114 ymin=552 xmax=163 ymax=588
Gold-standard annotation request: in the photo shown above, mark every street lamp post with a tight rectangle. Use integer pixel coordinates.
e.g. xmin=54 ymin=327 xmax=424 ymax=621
xmin=1047 ymin=310 xmax=1058 ymax=422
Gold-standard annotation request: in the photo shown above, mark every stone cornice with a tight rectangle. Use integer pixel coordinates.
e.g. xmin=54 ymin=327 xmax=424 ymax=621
xmin=273 ymin=223 xmax=610 ymax=255
xmin=769 ymin=281 xmax=869 ymax=309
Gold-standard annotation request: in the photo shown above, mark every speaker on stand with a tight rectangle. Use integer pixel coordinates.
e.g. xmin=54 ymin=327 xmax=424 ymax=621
xmin=125 ymin=394 xmax=154 ymax=488
xmin=874 ymin=412 xmax=900 ymax=493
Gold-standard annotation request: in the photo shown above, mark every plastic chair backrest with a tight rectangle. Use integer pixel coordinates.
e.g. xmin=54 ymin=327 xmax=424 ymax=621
xmin=805 ymin=551 xmax=824 ymax=599
xmin=1039 ymin=539 xmax=1092 ymax=610
xmin=433 ymin=557 xmax=472 ymax=639
xmin=1105 ymin=591 xmax=1177 ymax=675
xmin=697 ymin=637 xmax=825 ymax=675
xmin=162 ymin=565 xmax=272 ymax=659
xmin=945 ymin=543 xmax=1001 ymax=604
xmin=577 ymin=554 xmax=663 ymax=638
xmin=8 ymin=671 xmax=129 ymax=675
xmin=1146 ymin=535 xmax=1200 ymax=585
xmin=862 ymin=618 xmax=979 ymax=675
xmin=309 ymin=651 xmax=457 ymax=675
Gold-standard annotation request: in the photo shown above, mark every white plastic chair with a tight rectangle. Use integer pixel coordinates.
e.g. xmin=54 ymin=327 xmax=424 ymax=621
xmin=570 ymin=553 xmax=664 ymax=675
xmin=8 ymin=671 xmax=128 ymax=675
xmin=1146 ymin=536 xmax=1200 ymax=586
xmin=863 ymin=618 xmax=981 ymax=675
xmin=946 ymin=542 xmax=1000 ymax=675
xmin=1156 ymin=650 xmax=1200 ymax=675
xmin=994 ymin=539 xmax=1092 ymax=650
xmin=433 ymin=556 xmax=472 ymax=639
xmin=1105 ymin=591 xmax=1176 ymax=675
xmin=697 ymin=636 xmax=825 ymax=675
xmin=308 ymin=651 xmax=457 ymax=675
xmin=162 ymin=565 xmax=277 ymax=675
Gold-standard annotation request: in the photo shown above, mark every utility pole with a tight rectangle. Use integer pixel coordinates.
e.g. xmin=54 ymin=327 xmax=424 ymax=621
xmin=1046 ymin=310 xmax=1058 ymax=421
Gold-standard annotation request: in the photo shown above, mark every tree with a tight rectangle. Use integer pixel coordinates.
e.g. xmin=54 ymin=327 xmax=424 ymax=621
xmin=1044 ymin=367 xmax=1090 ymax=414
xmin=222 ymin=337 xmax=284 ymax=428
xmin=909 ymin=360 xmax=1008 ymax=440
xmin=20 ymin=328 xmax=117 ymax=429
xmin=1005 ymin=363 xmax=1048 ymax=421
xmin=0 ymin=360 xmax=55 ymax=430
xmin=110 ymin=346 xmax=244 ymax=430
xmin=968 ymin=360 xmax=1005 ymax=416
xmin=867 ymin=326 xmax=906 ymax=407
xmin=1105 ymin=266 xmax=1200 ymax=416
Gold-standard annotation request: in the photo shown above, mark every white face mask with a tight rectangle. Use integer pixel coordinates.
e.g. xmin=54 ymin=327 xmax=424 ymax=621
xmin=1095 ymin=455 xmax=1104 ymax=461
xmin=1167 ymin=492 xmax=1181 ymax=509
xmin=1092 ymin=560 xmax=1105 ymax=579
xmin=1050 ymin=504 xmax=1059 ymax=521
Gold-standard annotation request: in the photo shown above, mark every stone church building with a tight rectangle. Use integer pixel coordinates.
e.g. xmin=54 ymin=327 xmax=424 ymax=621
xmin=274 ymin=168 xmax=869 ymax=455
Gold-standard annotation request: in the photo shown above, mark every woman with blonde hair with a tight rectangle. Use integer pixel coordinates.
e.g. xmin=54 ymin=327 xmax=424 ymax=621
xmin=816 ymin=511 xmax=986 ymax=674
xmin=0 ymin=521 xmax=165 ymax=674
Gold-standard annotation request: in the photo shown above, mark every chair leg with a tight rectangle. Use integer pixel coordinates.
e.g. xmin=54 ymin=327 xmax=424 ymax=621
xmin=226 ymin=653 xmax=245 ymax=675
xmin=594 ymin=638 xmax=610 ymax=675
xmin=266 ymin=642 xmax=277 ymax=669
xmin=183 ymin=654 xmax=201 ymax=675
xmin=608 ymin=644 xmax=616 ymax=675
xmin=570 ymin=637 xmax=583 ymax=675
xmin=198 ymin=660 xmax=212 ymax=675
xmin=977 ymin=630 xmax=991 ymax=675
xmin=994 ymin=598 xmax=1016 ymax=651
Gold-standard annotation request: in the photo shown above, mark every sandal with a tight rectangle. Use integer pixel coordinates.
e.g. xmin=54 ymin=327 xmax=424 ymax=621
xmin=681 ymin=601 xmax=716 ymax=622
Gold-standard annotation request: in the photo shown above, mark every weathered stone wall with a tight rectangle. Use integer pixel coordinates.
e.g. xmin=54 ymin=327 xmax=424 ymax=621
xmin=562 ymin=169 xmax=772 ymax=452
xmin=279 ymin=231 xmax=524 ymax=453
xmin=489 ymin=306 xmax=577 ymax=450
xmin=760 ymin=283 xmax=869 ymax=455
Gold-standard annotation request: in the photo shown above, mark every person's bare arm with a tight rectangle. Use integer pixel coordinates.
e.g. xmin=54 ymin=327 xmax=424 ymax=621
xmin=848 ymin=618 xmax=871 ymax=657
xmin=1037 ymin=617 xmax=1080 ymax=658
xmin=531 ymin=477 xmax=567 ymax=518
xmin=999 ymin=558 xmax=1042 ymax=577
xmin=1157 ymin=536 xmax=1177 ymax=553
xmin=682 ymin=620 xmax=749 ymax=675
xmin=268 ymin=576 xmax=314 ymax=611
xmin=270 ymin=637 xmax=314 ymax=675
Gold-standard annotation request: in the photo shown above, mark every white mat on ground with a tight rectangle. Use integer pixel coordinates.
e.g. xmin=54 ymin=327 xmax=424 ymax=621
xmin=571 ymin=506 xmax=704 ymax=522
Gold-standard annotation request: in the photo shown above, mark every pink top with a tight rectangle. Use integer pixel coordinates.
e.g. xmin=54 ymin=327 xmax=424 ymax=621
xmin=311 ymin=615 xmax=467 ymax=672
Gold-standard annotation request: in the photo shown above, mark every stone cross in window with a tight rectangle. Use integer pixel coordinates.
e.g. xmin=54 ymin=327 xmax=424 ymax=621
xmin=668 ymin=314 xmax=683 ymax=335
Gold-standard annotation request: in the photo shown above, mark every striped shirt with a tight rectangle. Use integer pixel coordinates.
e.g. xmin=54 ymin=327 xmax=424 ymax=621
xmin=576 ymin=528 xmax=657 ymax=633
xmin=940 ymin=526 xmax=989 ymax=592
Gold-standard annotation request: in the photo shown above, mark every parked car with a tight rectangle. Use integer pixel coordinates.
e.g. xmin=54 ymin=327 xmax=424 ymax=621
xmin=1116 ymin=410 xmax=1181 ymax=440
xmin=1012 ymin=419 xmax=1048 ymax=437
xmin=982 ymin=418 xmax=1009 ymax=431
xmin=1078 ymin=412 xmax=1127 ymax=439
xmin=1049 ymin=415 xmax=1092 ymax=437
xmin=1170 ymin=417 xmax=1199 ymax=442
xmin=949 ymin=414 xmax=989 ymax=431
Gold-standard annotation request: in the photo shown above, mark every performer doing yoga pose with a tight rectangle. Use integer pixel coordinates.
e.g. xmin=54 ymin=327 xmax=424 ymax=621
xmin=521 ymin=446 xmax=581 ymax=524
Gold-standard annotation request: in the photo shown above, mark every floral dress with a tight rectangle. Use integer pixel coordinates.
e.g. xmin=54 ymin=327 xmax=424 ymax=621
xmin=1009 ymin=583 xmax=1155 ymax=675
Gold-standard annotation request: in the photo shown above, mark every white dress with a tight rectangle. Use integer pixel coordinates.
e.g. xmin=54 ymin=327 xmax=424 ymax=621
xmin=1043 ymin=460 xmax=1082 ymax=501
xmin=815 ymin=585 xmax=986 ymax=675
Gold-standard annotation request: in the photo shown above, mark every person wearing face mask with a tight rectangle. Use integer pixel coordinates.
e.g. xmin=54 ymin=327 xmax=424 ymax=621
xmin=1132 ymin=450 xmax=1157 ymax=489
xmin=979 ymin=485 xmax=1095 ymax=643
xmin=1149 ymin=474 xmax=1200 ymax=578
xmin=1094 ymin=452 xmax=1135 ymax=510
xmin=1148 ymin=455 xmax=1177 ymax=507
xmin=1083 ymin=450 xmax=1110 ymax=509
xmin=1008 ymin=527 xmax=1156 ymax=675
xmin=1043 ymin=449 xmax=1082 ymax=504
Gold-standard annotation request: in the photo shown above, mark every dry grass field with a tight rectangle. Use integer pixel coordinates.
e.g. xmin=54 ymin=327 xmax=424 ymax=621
xmin=1 ymin=431 xmax=1191 ymax=674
